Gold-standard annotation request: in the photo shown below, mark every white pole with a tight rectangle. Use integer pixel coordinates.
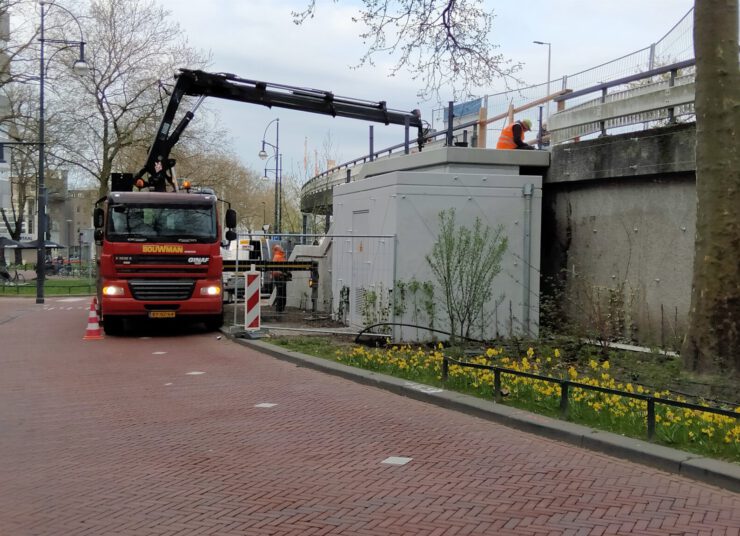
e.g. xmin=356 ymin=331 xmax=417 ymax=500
xmin=546 ymin=42 xmax=552 ymax=124
xmin=534 ymin=41 xmax=552 ymax=126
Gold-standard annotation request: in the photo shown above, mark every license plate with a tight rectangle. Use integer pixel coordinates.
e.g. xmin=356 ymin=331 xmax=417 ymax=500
xmin=149 ymin=311 xmax=176 ymax=319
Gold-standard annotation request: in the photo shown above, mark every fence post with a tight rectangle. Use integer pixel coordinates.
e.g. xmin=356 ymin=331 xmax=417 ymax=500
xmin=668 ymin=68 xmax=677 ymax=123
xmin=647 ymin=397 xmax=656 ymax=440
xmin=494 ymin=368 xmax=502 ymax=402
xmin=441 ymin=354 xmax=448 ymax=381
xmin=599 ymin=88 xmax=608 ymax=137
xmin=560 ymin=380 xmax=570 ymax=419
xmin=446 ymin=101 xmax=454 ymax=146
xmin=404 ymin=115 xmax=410 ymax=154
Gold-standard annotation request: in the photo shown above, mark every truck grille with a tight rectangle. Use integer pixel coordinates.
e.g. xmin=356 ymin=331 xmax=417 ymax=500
xmin=128 ymin=279 xmax=196 ymax=301
xmin=114 ymin=255 xmax=210 ymax=275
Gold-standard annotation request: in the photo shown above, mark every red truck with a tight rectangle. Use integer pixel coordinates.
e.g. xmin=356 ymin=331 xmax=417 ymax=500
xmin=93 ymin=188 xmax=237 ymax=335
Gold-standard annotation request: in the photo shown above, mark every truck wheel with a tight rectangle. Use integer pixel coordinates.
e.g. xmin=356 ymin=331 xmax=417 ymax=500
xmin=103 ymin=316 xmax=125 ymax=336
xmin=204 ymin=314 xmax=224 ymax=331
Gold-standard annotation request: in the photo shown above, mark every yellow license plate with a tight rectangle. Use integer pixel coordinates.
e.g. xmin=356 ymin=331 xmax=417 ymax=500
xmin=149 ymin=311 xmax=176 ymax=319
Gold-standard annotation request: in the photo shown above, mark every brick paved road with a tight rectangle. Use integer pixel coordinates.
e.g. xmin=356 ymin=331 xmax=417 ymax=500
xmin=1 ymin=297 xmax=739 ymax=535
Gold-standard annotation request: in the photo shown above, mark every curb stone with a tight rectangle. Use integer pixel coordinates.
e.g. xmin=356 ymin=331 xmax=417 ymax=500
xmin=229 ymin=334 xmax=740 ymax=493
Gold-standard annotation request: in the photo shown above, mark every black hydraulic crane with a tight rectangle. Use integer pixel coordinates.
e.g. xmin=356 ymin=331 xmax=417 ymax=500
xmin=134 ymin=69 xmax=424 ymax=190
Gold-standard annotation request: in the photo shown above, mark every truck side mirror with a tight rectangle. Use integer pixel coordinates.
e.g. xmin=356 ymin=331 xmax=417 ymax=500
xmin=225 ymin=208 xmax=237 ymax=229
xmin=94 ymin=228 xmax=104 ymax=244
xmin=225 ymin=229 xmax=237 ymax=242
xmin=93 ymin=207 xmax=105 ymax=229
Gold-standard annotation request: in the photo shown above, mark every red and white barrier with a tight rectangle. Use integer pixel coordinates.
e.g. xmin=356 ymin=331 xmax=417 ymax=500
xmin=243 ymin=265 xmax=261 ymax=331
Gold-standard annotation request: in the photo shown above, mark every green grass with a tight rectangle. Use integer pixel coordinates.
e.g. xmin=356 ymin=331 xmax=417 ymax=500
xmin=0 ymin=278 xmax=95 ymax=297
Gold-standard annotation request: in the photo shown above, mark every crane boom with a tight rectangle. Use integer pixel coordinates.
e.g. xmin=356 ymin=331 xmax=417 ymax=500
xmin=136 ymin=69 xmax=423 ymax=188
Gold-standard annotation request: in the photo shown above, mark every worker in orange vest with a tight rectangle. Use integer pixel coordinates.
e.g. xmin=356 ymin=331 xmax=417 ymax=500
xmin=496 ymin=119 xmax=534 ymax=150
xmin=271 ymin=244 xmax=288 ymax=313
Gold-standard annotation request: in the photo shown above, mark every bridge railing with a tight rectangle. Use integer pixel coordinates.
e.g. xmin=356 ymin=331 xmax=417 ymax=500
xmin=549 ymin=59 xmax=696 ymax=144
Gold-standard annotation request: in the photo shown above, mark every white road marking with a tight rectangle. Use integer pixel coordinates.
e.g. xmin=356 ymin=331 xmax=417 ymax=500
xmin=164 ymin=383 xmax=173 ymax=386
xmin=382 ymin=456 xmax=412 ymax=466
xmin=186 ymin=371 xmax=205 ymax=375
xmin=58 ymin=298 xmax=86 ymax=302
xmin=403 ymin=381 xmax=444 ymax=394
xmin=254 ymin=403 xmax=277 ymax=408
xmin=139 ymin=337 xmax=151 ymax=340
xmin=152 ymin=351 xmax=167 ymax=355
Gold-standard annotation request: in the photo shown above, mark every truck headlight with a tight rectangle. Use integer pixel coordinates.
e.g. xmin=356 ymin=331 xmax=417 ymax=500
xmin=102 ymin=285 xmax=125 ymax=296
xmin=200 ymin=285 xmax=221 ymax=296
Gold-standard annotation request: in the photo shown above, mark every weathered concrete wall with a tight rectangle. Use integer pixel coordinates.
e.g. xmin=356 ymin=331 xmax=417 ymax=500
xmin=543 ymin=123 xmax=696 ymax=347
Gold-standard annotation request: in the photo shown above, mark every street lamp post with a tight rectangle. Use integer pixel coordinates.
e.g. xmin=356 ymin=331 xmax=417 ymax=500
xmin=533 ymin=40 xmax=552 ymax=124
xmin=36 ymin=0 xmax=89 ymax=304
xmin=261 ymin=154 xmax=282 ymax=233
xmin=66 ymin=218 xmax=73 ymax=253
xmin=258 ymin=118 xmax=280 ymax=234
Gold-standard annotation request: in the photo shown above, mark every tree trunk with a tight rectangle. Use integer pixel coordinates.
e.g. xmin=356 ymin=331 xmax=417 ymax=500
xmin=682 ymin=0 xmax=740 ymax=375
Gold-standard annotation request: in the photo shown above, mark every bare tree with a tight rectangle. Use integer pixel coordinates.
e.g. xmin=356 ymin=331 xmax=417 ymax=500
xmin=681 ymin=0 xmax=740 ymax=375
xmin=293 ymin=0 xmax=520 ymax=100
xmin=49 ymin=0 xmax=208 ymax=198
xmin=0 ymin=1 xmax=39 ymax=95
xmin=0 ymin=84 xmax=38 ymax=261
xmin=173 ymin=148 xmax=268 ymax=231
xmin=292 ymin=132 xmax=341 ymax=235
xmin=1 ymin=2 xmax=40 ymax=267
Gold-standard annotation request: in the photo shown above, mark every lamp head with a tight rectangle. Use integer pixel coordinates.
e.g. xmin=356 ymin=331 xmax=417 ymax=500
xmin=73 ymin=60 xmax=89 ymax=77
xmin=258 ymin=149 xmax=268 ymax=160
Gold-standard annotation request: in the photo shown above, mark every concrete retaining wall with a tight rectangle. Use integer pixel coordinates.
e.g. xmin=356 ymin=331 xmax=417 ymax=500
xmin=543 ymin=123 xmax=696 ymax=347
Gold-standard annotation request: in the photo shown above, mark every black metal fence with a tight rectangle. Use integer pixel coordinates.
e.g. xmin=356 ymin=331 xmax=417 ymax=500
xmin=441 ymin=355 xmax=739 ymax=440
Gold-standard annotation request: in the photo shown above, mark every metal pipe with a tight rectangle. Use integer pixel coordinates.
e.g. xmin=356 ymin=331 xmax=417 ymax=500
xmin=36 ymin=2 xmax=46 ymax=304
xmin=522 ymin=183 xmax=534 ymax=336
xmin=404 ymin=115 xmax=410 ymax=154
xmin=446 ymin=101 xmax=454 ymax=146
xmin=369 ymin=125 xmax=374 ymax=161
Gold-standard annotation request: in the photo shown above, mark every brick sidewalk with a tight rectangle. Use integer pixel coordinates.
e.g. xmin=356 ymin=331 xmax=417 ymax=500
xmin=1 ymin=298 xmax=739 ymax=535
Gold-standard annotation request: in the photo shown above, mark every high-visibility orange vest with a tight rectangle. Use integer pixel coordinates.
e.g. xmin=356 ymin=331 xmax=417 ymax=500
xmin=496 ymin=122 xmax=522 ymax=149
xmin=272 ymin=247 xmax=286 ymax=278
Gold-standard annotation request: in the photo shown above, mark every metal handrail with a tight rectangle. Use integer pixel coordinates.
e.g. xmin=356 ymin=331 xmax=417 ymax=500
xmin=553 ymin=59 xmax=696 ymax=103
xmin=441 ymin=355 xmax=739 ymax=441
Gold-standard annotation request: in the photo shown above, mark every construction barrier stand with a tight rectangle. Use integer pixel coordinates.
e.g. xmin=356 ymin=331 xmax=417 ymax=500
xmin=244 ymin=268 xmax=261 ymax=332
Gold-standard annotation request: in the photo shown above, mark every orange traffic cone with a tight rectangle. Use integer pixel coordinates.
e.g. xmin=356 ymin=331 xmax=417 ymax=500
xmin=83 ymin=298 xmax=104 ymax=340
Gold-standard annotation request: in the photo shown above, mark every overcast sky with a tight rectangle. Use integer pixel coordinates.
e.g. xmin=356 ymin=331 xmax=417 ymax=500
xmin=155 ymin=0 xmax=695 ymax=182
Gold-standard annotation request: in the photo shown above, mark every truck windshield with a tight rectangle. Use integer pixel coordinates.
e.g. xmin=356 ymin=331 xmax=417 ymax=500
xmin=107 ymin=203 xmax=217 ymax=243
